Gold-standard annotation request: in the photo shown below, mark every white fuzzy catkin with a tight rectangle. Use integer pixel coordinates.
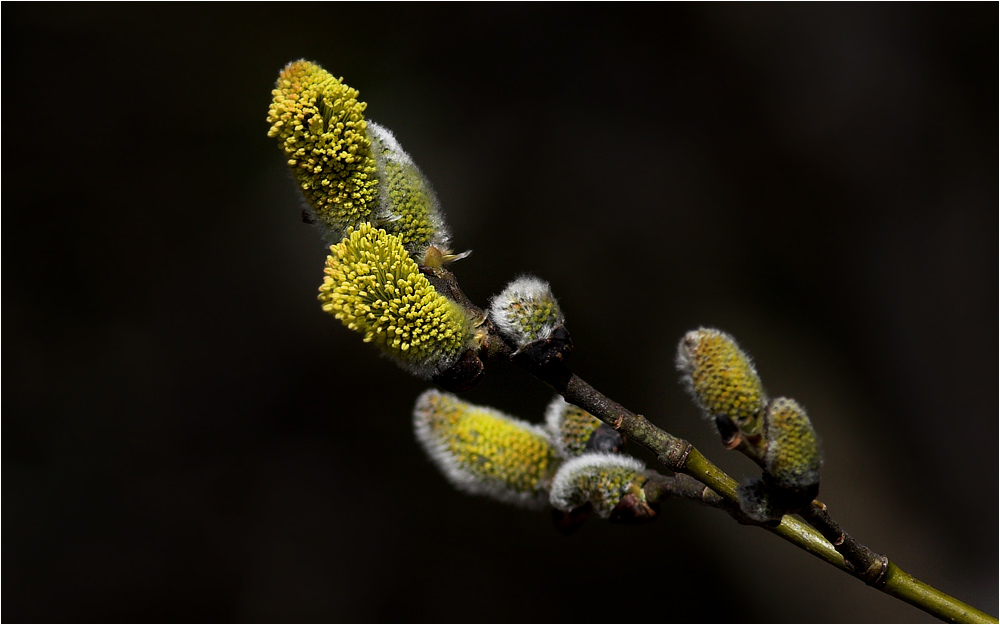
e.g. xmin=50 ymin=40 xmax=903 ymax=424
xmin=549 ymin=453 xmax=646 ymax=517
xmin=367 ymin=121 xmax=452 ymax=258
xmin=544 ymin=396 xmax=604 ymax=459
xmin=488 ymin=276 xmax=564 ymax=347
xmin=413 ymin=389 xmax=559 ymax=509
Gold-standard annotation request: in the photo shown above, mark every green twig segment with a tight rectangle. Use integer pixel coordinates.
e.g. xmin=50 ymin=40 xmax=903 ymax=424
xmin=881 ymin=563 xmax=996 ymax=624
xmin=534 ymin=368 xmax=997 ymax=624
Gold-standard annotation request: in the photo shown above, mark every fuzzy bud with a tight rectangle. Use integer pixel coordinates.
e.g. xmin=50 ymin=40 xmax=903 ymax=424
xmin=489 ymin=276 xmax=571 ymax=366
xmin=489 ymin=277 xmax=564 ymax=345
xmin=676 ymin=328 xmax=767 ymax=447
xmin=544 ymin=396 xmax=624 ymax=458
xmin=549 ymin=453 xmax=653 ymax=520
xmin=414 ymin=390 xmax=560 ymax=508
xmin=318 ymin=224 xmax=478 ymax=378
xmin=763 ymin=397 xmax=821 ymax=506
xmin=368 ymin=122 xmax=457 ymax=262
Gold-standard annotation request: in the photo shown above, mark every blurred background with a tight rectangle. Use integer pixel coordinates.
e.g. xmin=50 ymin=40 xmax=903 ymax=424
xmin=5 ymin=4 xmax=997 ymax=622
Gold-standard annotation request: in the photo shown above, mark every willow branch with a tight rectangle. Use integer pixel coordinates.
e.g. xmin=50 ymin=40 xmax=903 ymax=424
xmin=539 ymin=367 xmax=996 ymax=624
xmin=428 ymin=264 xmax=995 ymax=623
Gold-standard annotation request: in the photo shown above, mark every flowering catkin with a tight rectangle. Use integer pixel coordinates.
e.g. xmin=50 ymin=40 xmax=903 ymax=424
xmin=267 ymin=60 xmax=380 ymax=236
xmin=414 ymin=389 xmax=560 ymax=508
xmin=318 ymin=224 xmax=476 ymax=377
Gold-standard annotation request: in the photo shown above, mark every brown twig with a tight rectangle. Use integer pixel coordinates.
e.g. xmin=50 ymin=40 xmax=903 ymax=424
xmin=800 ymin=500 xmax=888 ymax=586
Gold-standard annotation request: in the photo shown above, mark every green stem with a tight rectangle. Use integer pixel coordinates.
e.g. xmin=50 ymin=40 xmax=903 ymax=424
xmin=546 ymin=370 xmax=997 ymax=624
xmin=881 ymin=563 xmax=996 ymax=624
xmin=682 ymin=445 xmax=995 ymax=623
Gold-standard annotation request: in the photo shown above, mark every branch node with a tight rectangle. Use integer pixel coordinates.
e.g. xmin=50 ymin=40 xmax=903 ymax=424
xmin=673 ymin=440 xmax=693 ymax=469
xmin=870 ymin=555 xmax=890 ymax=588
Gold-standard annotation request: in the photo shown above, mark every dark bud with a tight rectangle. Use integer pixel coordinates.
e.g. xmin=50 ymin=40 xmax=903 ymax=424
xmin=585 ymin=423 xmax=626 ymax=454
xmin=714 ymin=413 xmax=741 ymax=449
xmin=517 ymin=324 xmax=573 ymax=367
xmin=608 ymin=492 xmax=658 ymax=525
xmin=762 ymin=474 xmax=820 ymax=513
xmin=433 ymin=348 xmax=486 ymax=392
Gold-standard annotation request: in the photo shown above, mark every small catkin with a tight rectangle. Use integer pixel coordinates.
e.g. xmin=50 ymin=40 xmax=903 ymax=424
xmin=764 ymin=397 xmax=821 ymax=493
xmin=488 ymin=276 xmax=565 ymax=348
xmin=676 ymin=328 xmax=767 ymax=438
xmin=368 ymin=121 xmax=452 ymax=260
xmin=549 ymin=453 xmax=648 ymax=518
xmin=545 ymin=396 xmax=612 ymax=458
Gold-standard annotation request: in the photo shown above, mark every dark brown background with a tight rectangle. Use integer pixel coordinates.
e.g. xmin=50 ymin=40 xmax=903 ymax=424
xmin=5 ymin=3 xmax=997 ymax=622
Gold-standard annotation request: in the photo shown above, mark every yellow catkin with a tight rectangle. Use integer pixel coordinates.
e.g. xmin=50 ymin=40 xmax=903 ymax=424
xmin=676 ymin=328 xmax=766 ymax=434
xmin=414 ymin=390 xmax=560 ymax=508
xmin=267 ymin=60 xmax=380 ymax=235
xmin=764 ymin=397 xmax=820 ymax=490
xmin=545 ymin=396 xmax=604 ymax=458
xmin=318 ymin=224 xmax=473 ymax=377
